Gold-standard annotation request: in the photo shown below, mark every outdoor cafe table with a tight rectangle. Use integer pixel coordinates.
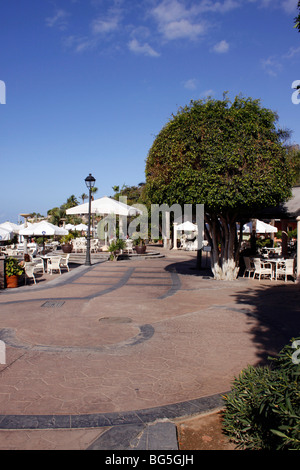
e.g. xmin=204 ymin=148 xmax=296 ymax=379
xmin=253 ymin=256 xmax=286 ymax=280
xmin=40 ymin=255 xmax=61 ymax=271
xmin=266 ymin=258 xmax=282 ymax=280
xmin=265 ymin=257 xmax=292 ymax=280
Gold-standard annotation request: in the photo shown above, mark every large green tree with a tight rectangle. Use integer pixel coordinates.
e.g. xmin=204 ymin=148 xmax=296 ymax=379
xmin=145 ymin=95 xmax=294 ymax=280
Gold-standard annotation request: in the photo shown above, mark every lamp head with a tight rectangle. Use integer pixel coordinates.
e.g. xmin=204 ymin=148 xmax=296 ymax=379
xmin=85 ymin=173 xmax=96 ymax=190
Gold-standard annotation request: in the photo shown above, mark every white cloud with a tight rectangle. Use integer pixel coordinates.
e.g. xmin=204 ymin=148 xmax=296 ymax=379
xmin=248 ymin=0 xmax=298 ymax=12
xmin=213 ymin=39 xmax=229 ymax=53
xmin=184 ymin=78 xmax=198 ymax=90
xmin=151 ymin=0 xmax=207 ymax=41
xmin=201 ymin=89 xmax=215 ymax=98
xmin=92 ymin=15 xmax=120 ymax=34
xmin=128 ymin=39 xmax=160 ymax=57
xmin=164 ymin=19 xmax=206 ymax=39
xmin=151 ymin=0 xmax=190 ymax=24
xmin=197 ymin=0 xmax=241 ymax=14
xmin=261 ymin=56 xmax=282 ymax=76
xmin=281 ymin=0 xmax=298 ymax=14
xmin=46 ymin=9 xmax=70 ymax=29
xmin=62 ymin=35 xmax=98 ymax=53
xmin=283 ymin=46 xmax=300 ymax=59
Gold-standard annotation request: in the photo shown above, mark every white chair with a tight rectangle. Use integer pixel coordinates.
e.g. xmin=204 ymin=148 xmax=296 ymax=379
xmin=90 ymin=239 xmax=99 ymax=253
xmin=243 ymin=257 xmax=255 ymax=278
xmin=253 ymin=258 xmax=272 ymax=281
xmin=24 ymin=263 xmax=36 ymax=284
xmin=32 ymin=257 xmax=45 ymax=274
xmin=73 ymin=239 xmax=86 ymax=253
xmin=60 ymin=254 xmax=70 ymax=272
xmin=276 ymin=259 xmax=295 ymax=282
xmin=125 ymin=239 xmax=133 ymax=254
xmin=180 ymin=235 xmax=188 ymax=250
xmin=47 ymin=257 xmax=62 ymax=275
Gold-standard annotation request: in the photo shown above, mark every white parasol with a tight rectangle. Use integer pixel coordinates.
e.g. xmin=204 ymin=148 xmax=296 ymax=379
xmin=66 ymin=196 xmax=142 ymax=216
xmin=0 ymin=221 xmax=19 ymax=233
xmin=75 ymin=223 xmax=88 ymax=231
xmin=176 ymin=221 xmax=198 ymax=231
xmin=242 ymin=220 xmax=278 ymax=234
xmin=0 ymin=226 xmax=13 ymax=241
xmin=19 ymin=221 xmax=68 ymax=236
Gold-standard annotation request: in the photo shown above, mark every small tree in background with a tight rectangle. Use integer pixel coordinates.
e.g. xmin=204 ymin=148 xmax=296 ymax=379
xmin=145 ymin=95 xmax=294 ymax=280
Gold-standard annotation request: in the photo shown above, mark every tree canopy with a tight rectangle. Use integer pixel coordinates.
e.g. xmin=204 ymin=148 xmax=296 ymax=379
xmin=145 ymin=95 xmax=294 ymax=279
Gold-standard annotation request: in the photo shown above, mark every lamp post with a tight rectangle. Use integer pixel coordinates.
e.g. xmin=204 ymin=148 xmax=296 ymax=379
xmin=85 ymin=173 xmax=96 ymax=266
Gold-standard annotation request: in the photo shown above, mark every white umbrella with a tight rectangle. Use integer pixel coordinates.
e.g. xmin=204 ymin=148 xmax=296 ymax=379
xmin=75 ymin=223 xmax=88 ymax=231
xmin=66 ymin=196 xmax=142 ymax=216
xmin=19 ymin=221 xmax=68 ymax=236
xmin=176 ymin=221 xmax=198 ymax=231
xmin=242 ymin=220 xmax=278 ymax=234
xmin=0 ymin=226 xmax=13 ymax=241
xmin=0 ymin=221 xmax=19 ymax=232
xmin=15 ymin=222 xmax=34 ymax=232
xmin=65 ymin=223 xmax=76 ymax=230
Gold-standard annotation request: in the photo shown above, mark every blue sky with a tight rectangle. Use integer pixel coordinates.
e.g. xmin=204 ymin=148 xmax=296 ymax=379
xmin=1 ymin=0 xmax=300 ymax=223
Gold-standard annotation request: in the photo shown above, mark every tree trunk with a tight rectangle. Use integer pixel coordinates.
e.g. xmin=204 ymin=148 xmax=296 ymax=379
xmin=211 ymin=258 xmax=240 ymax=280
xmin=207 ymin=214 xmax=240 ymax=281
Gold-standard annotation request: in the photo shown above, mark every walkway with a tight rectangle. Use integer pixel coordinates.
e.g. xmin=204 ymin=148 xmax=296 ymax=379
xmin=0 ymin=248 xmax=299 ymax=449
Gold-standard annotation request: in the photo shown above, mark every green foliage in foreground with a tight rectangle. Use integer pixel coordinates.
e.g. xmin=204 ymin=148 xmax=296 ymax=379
xmin=5 ymin=257 xmax=24 ymax=277
xmin=222 ymin=338 xmax=300 ymax=450
xmin=108 ymin=239 xmax=126 ymax=260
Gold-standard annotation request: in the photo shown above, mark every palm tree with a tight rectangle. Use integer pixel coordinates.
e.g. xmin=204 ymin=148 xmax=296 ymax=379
xmin=91 ymin=186 xmax=98 ymax=201
xmin=47 ymin=207 xmax=65 ymax=226
xmin=81 ymin=193 xmax=88 ymax=203
xmin=65 ymin=195 xmax=79 ymax=208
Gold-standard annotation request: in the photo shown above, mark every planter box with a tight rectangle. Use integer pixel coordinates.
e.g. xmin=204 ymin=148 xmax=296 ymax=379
xmin=6 ymin=275 xmax=18 ymax=288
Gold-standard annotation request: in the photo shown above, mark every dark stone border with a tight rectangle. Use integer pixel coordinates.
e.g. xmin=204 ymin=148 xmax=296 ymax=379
xmin=0 ymin=392 xmax=227 ymax=430
xmin=0 ymin=324 xmax=155 ymax=354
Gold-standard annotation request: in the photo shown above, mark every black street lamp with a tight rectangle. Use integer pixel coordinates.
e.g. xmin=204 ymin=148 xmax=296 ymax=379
xmin=85 ymin=173 xmax=96 ymax=266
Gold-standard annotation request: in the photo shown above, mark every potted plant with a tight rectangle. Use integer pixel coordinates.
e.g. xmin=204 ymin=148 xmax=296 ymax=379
xmin=60 ymin=233 xmax=74 ymax=253
xmin=5 ymin=257 xmax=24 ymax=288
xmin=133 ymin=237 xmax=147 ymax=254
xmin=108 ymin=239 xmax=126 ymax=261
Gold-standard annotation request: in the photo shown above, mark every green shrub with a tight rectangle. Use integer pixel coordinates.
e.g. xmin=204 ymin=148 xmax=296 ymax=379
xmin=60 ymin=233 xmax=74 ymax=244
xmin=222 ymin=337 xmax=300 ymax=450
xmin=5 ymin=257 xmax=24 ymax=277
xmin=108 ymin=239 xmax=126 ymax=260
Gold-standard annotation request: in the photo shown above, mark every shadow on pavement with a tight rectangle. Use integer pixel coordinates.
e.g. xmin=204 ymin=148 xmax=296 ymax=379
xmin=230 ymin=282 xmax=300 ymax=365
xmin=165 ymin=256 xmax=300 ymax=364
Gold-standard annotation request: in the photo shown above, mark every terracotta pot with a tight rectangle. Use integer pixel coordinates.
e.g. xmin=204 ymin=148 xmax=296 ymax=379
xmin=135 ymin=245 xmax=146 ymax=254
xmin=6 ymin=275 xmax=18 ymax=288
xmin=61 ymin=244 xmax=73 ymax=253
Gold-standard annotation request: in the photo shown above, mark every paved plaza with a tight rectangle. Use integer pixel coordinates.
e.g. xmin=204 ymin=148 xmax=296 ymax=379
xmin=0 ymin=248 xmax=299 ymax=449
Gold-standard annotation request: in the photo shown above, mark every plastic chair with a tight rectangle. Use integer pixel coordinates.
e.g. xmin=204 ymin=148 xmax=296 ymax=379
xmin=253 ymin=258 xmax=272 ymax=280
xmin=32 ymin=257 xmax=45 ymax=274
xmin=24 ymin=263 xmax=36 ymax=284
xmin=47 ymin=257 xmax=62 ymax=275
xmin=243 ymin=257 xmax=255 ymax=278
xmin=60 ymin=254 xmax=70 ymax=272
xmin=276 ymin=259 xmax=295 ymax=282
xmin=125 ymin=239 xmax=133 ymax=254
